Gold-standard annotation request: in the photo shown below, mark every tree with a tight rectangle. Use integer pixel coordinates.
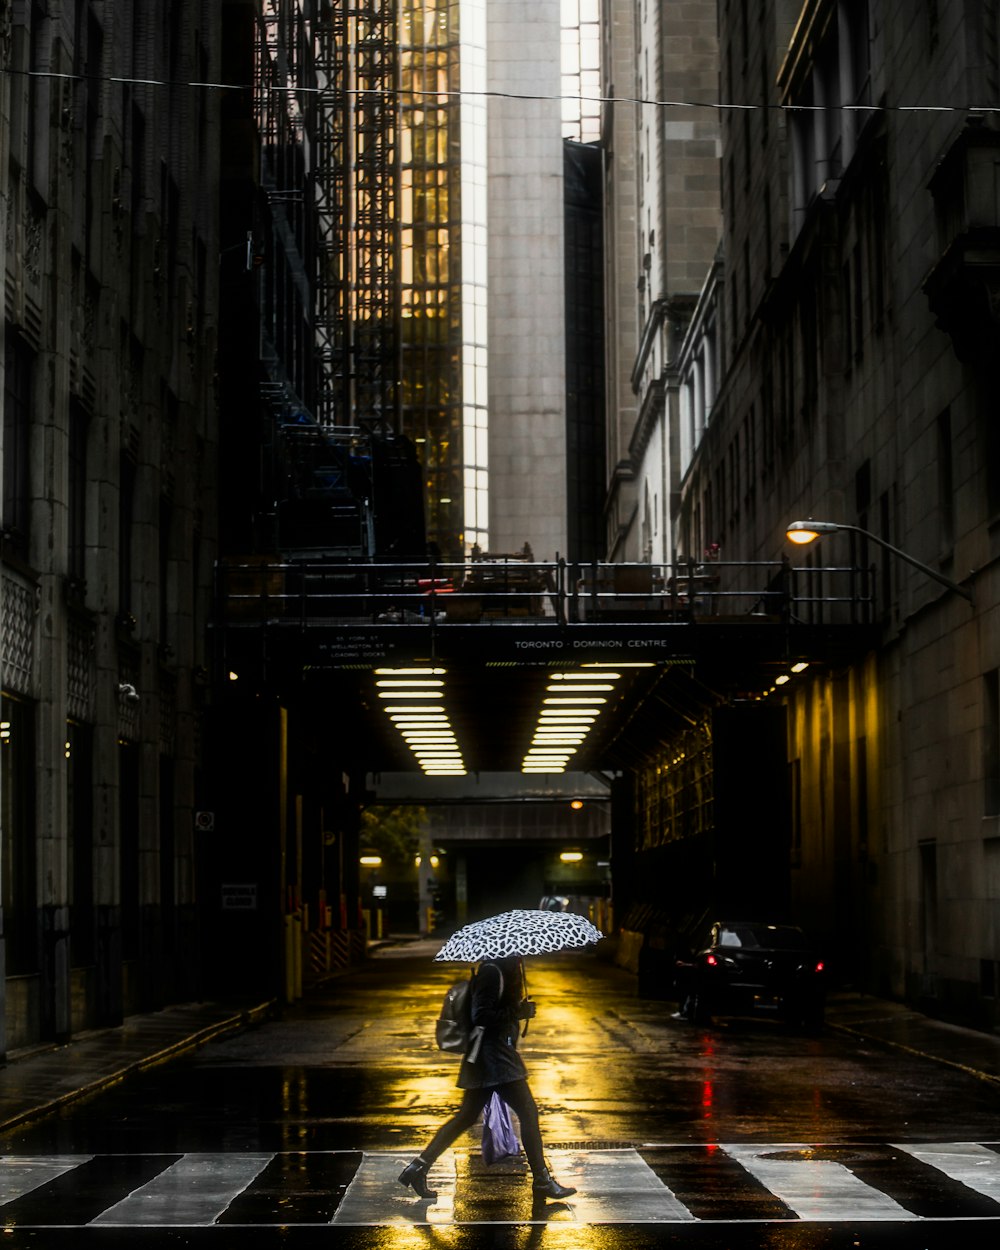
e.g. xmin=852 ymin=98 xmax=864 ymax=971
xmin=360 ymin=805 xmax=428 ymax=870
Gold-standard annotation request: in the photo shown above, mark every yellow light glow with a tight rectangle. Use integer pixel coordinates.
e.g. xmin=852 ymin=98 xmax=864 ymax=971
xmin=582 ymin=661 xmax=654 ymax=667
xmin=791 ymin=662 xmax=809 ymax=673
xmin=375 ymin=667 xmax=446 ymax=675
xmin=379 ymin=693 xmax=445 ymax=702
xmin=549 ymin=671 xmax=620 ymax=681
xmin=545 ymin=684 xmax=613 ymax=693
xmin=570 ymin=800 xmax=584 ymax=810
xmin=542 ymin=700 xmax=605 ymax=710
xmin=560 ymin=851 xmax=583 ymax=863
xmin=786 ymin=527 xmax=820 ymax=545
xmin=360 ymin=855 xmax=382 ymax=867
xmin=775 ymin=674 xmax=790 ymax=685
xmin=375 ymin=679 xmax=444 ymax=688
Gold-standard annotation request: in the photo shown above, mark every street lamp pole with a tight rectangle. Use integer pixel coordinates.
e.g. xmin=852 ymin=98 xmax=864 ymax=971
xmin=785 ymin=520 xmax=975 ymax=604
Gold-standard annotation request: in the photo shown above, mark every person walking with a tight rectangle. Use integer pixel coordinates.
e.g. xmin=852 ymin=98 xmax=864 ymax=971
xmin=398 ymin=955 xmax=576 ymax=1202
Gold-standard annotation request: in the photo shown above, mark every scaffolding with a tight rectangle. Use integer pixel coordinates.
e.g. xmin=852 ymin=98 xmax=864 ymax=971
xmin=314 ymin=0 xmax=400 ymax=430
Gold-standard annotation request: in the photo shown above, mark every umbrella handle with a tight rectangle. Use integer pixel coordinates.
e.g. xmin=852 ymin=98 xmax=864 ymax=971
xmin=521 ymin=960 xmax=530 ymax=1036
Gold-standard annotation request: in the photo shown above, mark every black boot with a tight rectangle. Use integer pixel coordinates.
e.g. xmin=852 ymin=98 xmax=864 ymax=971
xmin=398 ymin=1157 xmax=437 ymax=1200
xmin=532 ymin=1167 xmax=576 ymax=1200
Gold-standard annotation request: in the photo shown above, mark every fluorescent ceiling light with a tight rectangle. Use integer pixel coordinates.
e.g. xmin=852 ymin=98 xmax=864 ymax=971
xmin=549 ymin=671 xmax=620 ymax=681
xmin=379 ymin=692 xmax=445 ymax=701
xmin=375 ymin=667 xmax=446 ymax=675
xmin=582 ymin=661 xmax=653 ymax=667
xmin=542 ymin=697 xmax=606 ymax=705
xmin=376 ymin=679 xmax=444 ymax=688
xmin=545 ymin=683 xmax=613 ymax=693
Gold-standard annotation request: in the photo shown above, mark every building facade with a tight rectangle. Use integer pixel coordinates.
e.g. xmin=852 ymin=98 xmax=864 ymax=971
xmin=0 ymin=0 xmax=221 ymax=1050
xmin=610 ymin=0 xmax=1000 ymax=1028
xmin=601 ymin=0 xmax=721 ymax=564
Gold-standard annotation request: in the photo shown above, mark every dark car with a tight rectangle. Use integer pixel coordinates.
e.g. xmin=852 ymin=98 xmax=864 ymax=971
xmin=673 ymin=920 xmax=826 ymax=1029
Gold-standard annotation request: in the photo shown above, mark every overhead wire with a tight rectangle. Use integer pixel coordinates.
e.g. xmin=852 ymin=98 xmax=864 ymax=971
xmin=2 ymin=66 xmax=998 ymax=113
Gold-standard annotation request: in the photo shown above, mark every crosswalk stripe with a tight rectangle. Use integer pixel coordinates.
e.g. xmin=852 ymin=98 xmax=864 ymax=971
xmin=722 ymin=1144 xmax=917 ymax=1221
xmin=893 ymin=1143 xmax=1000 ymax=1204
xmin=337 ymin=1149 xmax=695 ymax=1225
xmin=333 ymin=1151 xmax=457 ymax=1225
xmin=0 ymin=1156 xmax=93 ymax=1205
xmin=0 ymin=1144 xmax=994 ymax=1226
xmin=540 ymin=1149 xmax=697 ymax=1224
xmin=89 ymin=1153 xmax=274 ymax=1226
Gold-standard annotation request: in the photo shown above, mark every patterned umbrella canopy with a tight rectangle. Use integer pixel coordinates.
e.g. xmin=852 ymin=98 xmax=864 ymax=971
xmin=434 ymin=908 xmax=604 ymax=962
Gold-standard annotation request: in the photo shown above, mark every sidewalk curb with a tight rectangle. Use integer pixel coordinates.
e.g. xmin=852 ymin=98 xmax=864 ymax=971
xmin=826 ymin=1019 xmax=1000 ymax=1090
xmin=0 ymin=999 xmax=276 ymax=1135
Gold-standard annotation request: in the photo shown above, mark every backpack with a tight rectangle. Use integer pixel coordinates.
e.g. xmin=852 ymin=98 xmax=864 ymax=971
xmin=435 ymin=966 xmax=502 ymax=1061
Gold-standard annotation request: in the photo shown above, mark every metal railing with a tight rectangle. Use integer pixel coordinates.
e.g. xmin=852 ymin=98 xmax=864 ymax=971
xmin=215 ymin=556 xmax=876 ymax=629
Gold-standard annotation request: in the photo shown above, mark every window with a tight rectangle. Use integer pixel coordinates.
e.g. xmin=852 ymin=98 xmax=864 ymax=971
xmin=3 ymin=333 xmax=34 ymax=563
xmin=68 ymin=400 xmax=89 ymax=587
xmin=68 ymin=722 xmax=95 ymax=968
xmin=985 ymin=669 xmax=1000 ymax=817
xmin=1 ymin=697 xmax=37 ymax=975
xmin=785 ymin=0 xmax=871 ymax=232
xmin=119 ymin=452 xmax=137 ymax=616
xmin=28 ymin=0 xmax=48 ymax=195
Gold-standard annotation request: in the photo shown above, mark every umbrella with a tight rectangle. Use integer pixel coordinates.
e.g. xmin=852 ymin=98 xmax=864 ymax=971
xmin=434 ymin=908 xmax=603 ymax=963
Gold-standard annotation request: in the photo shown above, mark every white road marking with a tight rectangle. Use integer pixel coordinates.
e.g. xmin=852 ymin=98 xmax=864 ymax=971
xmin=89 ymin=1152 xmax=273 ymax=1225
xmin=894 ymin=1142 xmax=1000 ymax=1203
xmin=543 ymin=1148 xmax=696 ymax=1224
xmin=1 ymin=1144 xmax=997 ymax=1226
xmin=723 ymin=1143 xmax=916 ymax=1221
xmin=333 ymin=1151 xmax=456 ymax=1224
xmin=0 ymin=1157 xmax=92 ymax=1204
xmin=333 ymin=1149 xmax=694 ymax=1224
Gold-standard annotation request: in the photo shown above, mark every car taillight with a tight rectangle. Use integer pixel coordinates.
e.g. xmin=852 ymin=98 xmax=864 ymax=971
xmin=705 ymin=954 xmax=718 ymax=967
xmin=814 ymin=960 xmax=825 ymax=973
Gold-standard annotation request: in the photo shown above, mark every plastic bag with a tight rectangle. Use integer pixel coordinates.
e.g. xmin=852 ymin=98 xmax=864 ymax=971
xmin=481 ymin=1090 xmax=520 ymax=1164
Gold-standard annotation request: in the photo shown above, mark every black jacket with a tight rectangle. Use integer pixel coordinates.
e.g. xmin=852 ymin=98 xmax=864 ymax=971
xmin=457 ymin=962 xmax=528 ymax=1089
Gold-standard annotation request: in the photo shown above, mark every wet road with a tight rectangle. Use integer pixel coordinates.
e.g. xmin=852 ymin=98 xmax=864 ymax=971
xmin=0 ymin=942 xmax=998 ymax=1246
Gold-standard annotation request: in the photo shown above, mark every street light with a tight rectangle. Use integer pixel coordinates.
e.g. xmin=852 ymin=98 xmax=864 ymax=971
xmin=785 ymin=520 xmax=974 ymax=604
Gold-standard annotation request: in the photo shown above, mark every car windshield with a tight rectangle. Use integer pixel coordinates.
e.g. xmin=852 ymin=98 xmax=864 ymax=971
xmin=716 ymin=924 xmax=807 ymax=950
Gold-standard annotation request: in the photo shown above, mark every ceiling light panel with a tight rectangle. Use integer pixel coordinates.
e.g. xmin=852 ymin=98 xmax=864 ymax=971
xmin=377 ymin=666 xmax=467 ymax=776
xmin=521 ymin=665 xmax=622 ymax=773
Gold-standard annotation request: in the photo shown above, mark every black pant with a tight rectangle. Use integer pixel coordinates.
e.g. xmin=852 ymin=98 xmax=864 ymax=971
xmin=419 ymin=1079 xmax=545 ymax=1174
